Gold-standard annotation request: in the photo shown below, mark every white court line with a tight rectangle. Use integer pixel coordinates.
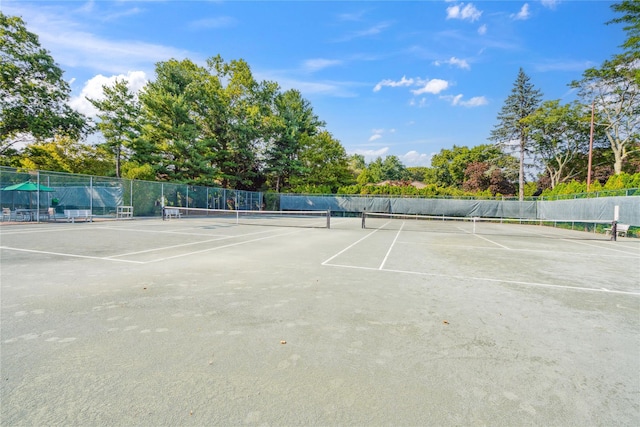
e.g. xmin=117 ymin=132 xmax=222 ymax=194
xmin=472 ymin=233 xmax=511 ymax=249
xmin=397 ymin=241 xmax=639 ymax=259
xmin=105 ymin=228 xmax=280 ymax=258
xmin=321 ymin=227 xmax=384 ymax=265
xmin=322 ymin=262 xmax=640 ymax=296
xmin=1 ymin=227 xmax=298 ymax=264
xmin=562 ymin=238 xmax=640 ymax=255
xmin=0 ymin=246 xmax=145 ymax=264
xmin=379 ymin=222 xmax=404 ymax=270
xmin=147 ymin=229 xmax=304 ymax=263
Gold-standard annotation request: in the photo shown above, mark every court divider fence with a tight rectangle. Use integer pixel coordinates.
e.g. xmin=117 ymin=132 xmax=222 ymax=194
xmin=1 ymin=166 xmax=638 ymax=228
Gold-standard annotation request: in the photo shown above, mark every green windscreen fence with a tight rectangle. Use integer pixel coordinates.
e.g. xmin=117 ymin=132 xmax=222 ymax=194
xmin=0 ymin=167 xmax=262 ymax=218
xmin=1 ymin=167 xmax=638 ymax=226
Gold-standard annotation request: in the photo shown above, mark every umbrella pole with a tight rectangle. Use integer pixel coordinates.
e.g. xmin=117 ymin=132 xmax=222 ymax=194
xmin=37 ymin=172 xmax=40 ymax=222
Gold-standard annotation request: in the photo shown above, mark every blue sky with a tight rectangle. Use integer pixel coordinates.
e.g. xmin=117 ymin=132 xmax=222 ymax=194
xmin=1 ymin=0 xmax=625 ymax=166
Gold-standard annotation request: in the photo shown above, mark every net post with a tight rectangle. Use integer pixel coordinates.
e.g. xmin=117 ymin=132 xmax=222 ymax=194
xmin=326 ymin=210 xmax=331 ymax=229
xmin=361 ymin=208 xmax=366 ymax=229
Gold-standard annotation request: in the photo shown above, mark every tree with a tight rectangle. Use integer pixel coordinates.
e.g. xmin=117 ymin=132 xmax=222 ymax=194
xmin=347 ymin=154 xmax=366 ymax=181
xmin=19 ymin=135 xmax=112 ymax=175
xmin=571 ymin=61 xmax=639 ymax=175
xmin=203 ymin=55 xmax=275 ymax=189
xmin=489 ymin=68 xmax=543 ymax=200
xmin=608 ymin=1 xmax=640 ymax=84
xmin=429 ymin=144 xmax=516 ymax=188
xmin=0 ymin=13 xmax=88 ymax=157
xmin=569 ymin=2 xmax=640 ymax=176
xmin=406 ymin=166 xmax=429 ymax=182
xmin=523 ymin=100 xmax=598 ymax=188
xmin=381 ymin=155 xmax=409 ymax=181
xmin=290 ymin=131 xmax=353 ymax=193
xmin=462 ymin=161 xmax=515 ymax=196
xmin=87 ymin=79 xmax=142 ymax=178
xmin=265 ymin=89 xmax=324 ymax=192
xmin=137 ymin=59 xmax=207 ymax=183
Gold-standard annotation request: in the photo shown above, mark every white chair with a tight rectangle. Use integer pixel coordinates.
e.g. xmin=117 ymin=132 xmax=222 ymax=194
xmin=2 ymin=208 xmax=12 ymax=222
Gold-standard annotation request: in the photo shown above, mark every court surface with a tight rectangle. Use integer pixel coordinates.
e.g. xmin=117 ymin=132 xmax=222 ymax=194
xmin=1 ymin=217 xmax=639 ymax=426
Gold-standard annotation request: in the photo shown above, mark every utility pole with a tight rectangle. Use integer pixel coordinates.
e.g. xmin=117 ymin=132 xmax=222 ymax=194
xmin=587 ymin=100 xmax=595 ymax=191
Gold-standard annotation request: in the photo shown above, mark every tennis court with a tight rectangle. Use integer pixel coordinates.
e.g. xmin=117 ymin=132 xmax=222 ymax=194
xmin=1 ymin=216 xmax=639 ymax=426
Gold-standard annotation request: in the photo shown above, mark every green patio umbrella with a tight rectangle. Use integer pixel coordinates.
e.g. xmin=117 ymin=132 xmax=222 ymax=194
xmin=2 ymin=181 xmax=55 ymax=192
xmin=1 ymin=181 xmax=56 ymax=210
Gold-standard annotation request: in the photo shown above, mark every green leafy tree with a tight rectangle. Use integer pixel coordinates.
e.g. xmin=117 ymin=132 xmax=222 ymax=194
xmin=265 ymin=89 xmax=324 ymax=192
xmin=406 ymin=166 xmax=429 ymax=182
xmin=290 ymin=131 xmax=353 ymax=193
xmin=87 ymin=79 xmax=142 ymax=178
xmin=429 ymin=144 xmax=516 ymax=188
xmin=489 ymin=68 xmax=543 ymax=200
xmin=0 ymin=13 xmax=88 ymax=159
xmin=523 ymin=100 xmax=599 ymax=188
xmin=609 ymin=1 xmax=640 ymax=84
xmin=570 ymin=2 xmax=640 ymax=176
xmin=381 ymin=155 xmax=409 ymax=181
xmin=19 ymin=135 xmax=112 ymax=175
xmin=571 ymin=62 xmax=639 ymax=175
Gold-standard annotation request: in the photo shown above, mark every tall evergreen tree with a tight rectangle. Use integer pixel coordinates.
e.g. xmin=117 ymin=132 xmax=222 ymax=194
xmin=87 ymin=79 xmax=142 ymax=178
xmin=489 ymin=68 xmax=543 ymax=200
xmin=265 ymin=89 xmax=324 ymax=192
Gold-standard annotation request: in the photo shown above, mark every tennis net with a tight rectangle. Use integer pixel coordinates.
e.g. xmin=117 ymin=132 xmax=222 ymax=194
xmin=162 ymin=207 xmax=331 ymax=229
xmin=361 ymin=212 xmax=613 ymax=237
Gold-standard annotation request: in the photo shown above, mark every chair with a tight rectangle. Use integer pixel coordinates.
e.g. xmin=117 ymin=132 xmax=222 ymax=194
xmin=2 ymin=208 xmax=12 ymax=222
xmin=48 ymin=207 xmax=56 ymax=222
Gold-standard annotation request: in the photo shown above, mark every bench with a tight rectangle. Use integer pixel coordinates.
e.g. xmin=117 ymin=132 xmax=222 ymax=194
xmin=64 ymin=209 xmax=93 ymax=223
xmin=604 ymin=223 xmax=630 ymax=237
xmin=37 ymin=209 xmax=52 ymax=221
xmin=116 ymin=206 xmax=134 ymax=220
xmin=163 ymin=208 xmax=182 ymax=219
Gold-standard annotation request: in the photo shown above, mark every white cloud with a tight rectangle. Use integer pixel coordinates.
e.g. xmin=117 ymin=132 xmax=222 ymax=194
xmin=411 ymin=79 xmax=449 ymax=95
xmin=441 ymin=93 xmax=488 ymax=107
xmin=69 ymin=71 xmax=148 ymax=117
xmin=368 ymin=128 xmax=385 ymax=141
xmin=446 ymin=3 xmax=483 ymax=22
xmin=302 ymin=59 xmax=343 ymax=73
xmin=3 ymin=4 xmax=195 ymax=76
xmin=399 ymin=150 xmax=432 ymax=167
xmin=478 ymin=24 xmax=487 ymax=35
xmin=409 ymin=97 xmax=429 ymax=108
xmin=373 ymin=76 xmax=414 ymax=92
xmin=189 ymin=16 xmax=237 ymax=30
xmin=337 ymin=22 xmax=392 ymax=42
xmin=541 ymin=0 xmax=560 ymax=10
xmin=351 ymin=147 xmax=390 ymax=163
xmin=434 ymin=57 xmax=470 ymax=70
xmin=512 ymin=4 xmax=531 ymax=20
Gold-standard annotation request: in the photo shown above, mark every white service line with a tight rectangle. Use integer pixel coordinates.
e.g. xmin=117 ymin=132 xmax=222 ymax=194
xmin=0 ymin=246 xmax=145 ymax=263
xmin=322 ymin=262 xmax=640 ymax=296
xmin=472 ymin=233 xmax=511 ymax=249
xmin=379 ymin=222 xmax=404 ymax=270
xmin=321 ymin=227 xmax=383 ymax=265
xmin=147 ymin=229 xmax=304 ymax=263
xmin=562 ymin=238 xmax=640 ymax=255
xmin=105 ymin=228 xmax=281 ymax=258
